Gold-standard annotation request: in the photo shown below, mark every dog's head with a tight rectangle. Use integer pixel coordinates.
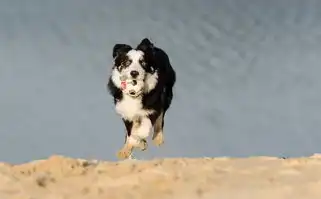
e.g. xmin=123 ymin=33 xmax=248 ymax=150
xmin=111 ymin=38 xmax=156 ymax=97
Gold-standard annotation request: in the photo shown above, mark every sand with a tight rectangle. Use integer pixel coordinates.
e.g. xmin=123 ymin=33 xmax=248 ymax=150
xmin=1 ymin=155 xmax=321 ymax=199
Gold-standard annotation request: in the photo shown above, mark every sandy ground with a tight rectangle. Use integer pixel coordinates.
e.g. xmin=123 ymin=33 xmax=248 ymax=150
xmin=1 ymin=155 xmax=321 ymax=199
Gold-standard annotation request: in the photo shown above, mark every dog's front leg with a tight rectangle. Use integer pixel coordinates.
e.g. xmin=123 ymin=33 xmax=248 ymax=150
xmin=117 ymin=119 xmax=134 ymax=160
xmin=130 ymin=117 xmax=149 ymax=151
xmin=117 ymin=117 xmax=151 ymax=160
xmin=130 ymin=117 xmax=152 ymax=151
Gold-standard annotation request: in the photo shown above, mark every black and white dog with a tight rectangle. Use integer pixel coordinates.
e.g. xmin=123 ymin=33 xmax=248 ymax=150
xmin=107 ymin=38 xmax=176 ymax=159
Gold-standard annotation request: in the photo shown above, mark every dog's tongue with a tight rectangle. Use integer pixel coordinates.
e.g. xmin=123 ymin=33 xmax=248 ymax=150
xmin=121 ymin=81 xmax=127 ymax=90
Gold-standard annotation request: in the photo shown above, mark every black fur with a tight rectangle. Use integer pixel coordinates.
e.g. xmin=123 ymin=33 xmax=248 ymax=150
xmin=112 ymin=44 xmax=132 ymax=58
xmin=107 ymin=44 xmax=130 ymax=104
xmin=107 ymin=38 xmax=176 ymax=141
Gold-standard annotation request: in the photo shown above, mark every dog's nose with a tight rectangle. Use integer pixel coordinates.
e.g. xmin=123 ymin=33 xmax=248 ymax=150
xmin=130 ymin=70 xmax=139 ymax=78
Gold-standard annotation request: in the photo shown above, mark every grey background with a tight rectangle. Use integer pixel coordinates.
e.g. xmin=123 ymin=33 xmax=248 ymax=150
xmin=1 ymin=0 xmax=321 ymax=164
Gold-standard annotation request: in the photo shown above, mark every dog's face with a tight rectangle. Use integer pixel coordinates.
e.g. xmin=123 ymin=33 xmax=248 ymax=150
xmin=114 ymin=49 xmax=147 ymax=82
xmin=111 ymin=39 xmax=156 ymax=97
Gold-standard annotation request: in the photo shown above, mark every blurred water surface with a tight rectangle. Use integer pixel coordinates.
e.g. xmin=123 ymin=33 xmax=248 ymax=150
xmin=1 ymin=0 xmax=321 ymax=163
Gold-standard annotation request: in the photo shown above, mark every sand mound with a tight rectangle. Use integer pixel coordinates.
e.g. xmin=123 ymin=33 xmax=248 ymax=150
xmin=1 ymin=155 xmax=321 ymax=199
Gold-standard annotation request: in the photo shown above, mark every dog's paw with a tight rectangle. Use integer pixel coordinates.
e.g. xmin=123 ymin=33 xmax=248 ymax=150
xmin=153 ymin=132 xmax=164 ymax=147
xmin=137 ymin=139 xmax=148 ymax=151
xmin=117 ymin=145 xmax=133 ymax=160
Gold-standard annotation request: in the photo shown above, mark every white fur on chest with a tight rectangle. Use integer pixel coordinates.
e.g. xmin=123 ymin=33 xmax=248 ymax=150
xmin=115 ymin=95 xmax=153 ymax=121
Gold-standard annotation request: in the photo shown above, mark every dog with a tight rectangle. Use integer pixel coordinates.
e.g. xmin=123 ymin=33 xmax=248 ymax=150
xmin=107 ymin=38 xmax=176 ymax=159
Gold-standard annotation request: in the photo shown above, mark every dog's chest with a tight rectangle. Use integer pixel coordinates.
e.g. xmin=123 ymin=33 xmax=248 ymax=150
xmin=115 ymin=95 xmax=152 ymax=121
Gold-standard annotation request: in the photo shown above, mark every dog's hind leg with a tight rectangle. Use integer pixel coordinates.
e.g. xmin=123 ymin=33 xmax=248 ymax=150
xmin=151 ymin=83 xmax=173 ymax=147
xmin=152 ymin=110 xmax=165 ymax=146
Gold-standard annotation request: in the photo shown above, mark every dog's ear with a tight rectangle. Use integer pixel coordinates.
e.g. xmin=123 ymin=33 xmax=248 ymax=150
xmin=136 ymin=38 xmax=154 ymax=52
xmin=136 ymin=38 xmax=156 ymax=73
xmin=112 ymin=44 xmax=132 ymax=58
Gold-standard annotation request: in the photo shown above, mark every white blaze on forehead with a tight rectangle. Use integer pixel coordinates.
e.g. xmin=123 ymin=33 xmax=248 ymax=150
xmin=127 ymin=49 xmax=144 ymax=61
xmin=123 ymin=49 xmax=146 ymax=81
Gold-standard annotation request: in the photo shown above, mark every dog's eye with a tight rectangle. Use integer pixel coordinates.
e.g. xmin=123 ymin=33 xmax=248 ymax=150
xmin=124 ymin=60 xmax=131 ymax=66
xmin=140 ymin=60 xmax=146 ymax=67
xmin=117 ymin=65 xmax=123 ymax=71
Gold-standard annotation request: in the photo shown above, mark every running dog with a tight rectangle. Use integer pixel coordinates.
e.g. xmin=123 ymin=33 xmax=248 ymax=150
xmin=107 ymin=38 xmax=176 ymax=159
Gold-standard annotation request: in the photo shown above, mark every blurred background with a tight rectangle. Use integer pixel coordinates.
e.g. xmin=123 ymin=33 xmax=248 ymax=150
xmin=1 ymin=0 xmax=321 ymax=163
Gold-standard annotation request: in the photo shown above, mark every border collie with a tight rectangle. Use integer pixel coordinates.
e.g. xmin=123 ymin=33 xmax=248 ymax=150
xmin=107 ymin=38 xmax=176 ymax=159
